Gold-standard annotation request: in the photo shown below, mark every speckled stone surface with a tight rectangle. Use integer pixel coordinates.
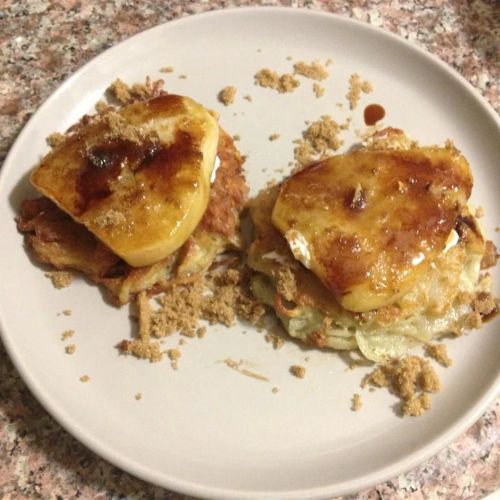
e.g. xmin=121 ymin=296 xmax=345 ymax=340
xmin=0 ymin=1 xmax=498 ymax=498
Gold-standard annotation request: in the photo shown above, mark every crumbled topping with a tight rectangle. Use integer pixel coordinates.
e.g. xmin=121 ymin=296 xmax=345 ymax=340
xmin=107 ymin=77 xmax=166 ymax=105
xmin=294 ymin=115 xmax=343 ymax=168
xmin=61 ymin=330 xmax=75 ymax=341
xmin=293 ymin=60 xmax=329 ymax=81
xmin=46 ymin=132 xmax=66 ymax=148
xmin=219 ymin=86 xmax=237 ymax=106
xmin=352 ymin=393 xmax=363 ymax=411
xmin=94 ymin=209 xmax=126 ymax=228
xmin=363 ymin=356 xmax=440 ymax=416
xmin=346 ymin=73 xmax=373 ymax=109
xmin=232 ymin=134 xmax=241 ymax=141
xmin=274 ymin=267 xmax=297 ymax=302
xmin=290 ymin=365 xmax=306 ymax=378
xmin=65 ymin=344 xmax=76 ymax=354
xmin=425 ymin=344 xmax=453 ymax=367
xmin=167 ymin=348 xmax=181 ymax=361
xmin=265 ymin=333 xmax=285 ymax=349
xmin=45 ymin=271 xmax=74 ymax=289
xmin=254 ymin=69 xmax=300 ymax=93
xmin=313 ymin=83 xmax=325 ymax=98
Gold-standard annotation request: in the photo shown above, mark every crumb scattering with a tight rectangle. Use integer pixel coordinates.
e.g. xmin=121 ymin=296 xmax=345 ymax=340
xmin=352 ymin=393 xmax=363 ymax=411
xmin=481 ymin=240 xmax=498 ymax=269
xmin=219 ymin=86 xmax=237 ymax=106
xmin=290 ymin=365 xmax=306 ymax=378
xmin=79 ymin=375 xmax=89 ymax=383
xmin=254 ymin=69 xmax=300 ymax=93
xmin=135 ymin=392 xmax=142 ymax=400
xmin=167 ymin=348 xmax=181 ymax=361
xmin=425 ymin=344 xmax=453 ymax=367
xmin=159 ymin=66 xmax=174 ymax=73
xmin=243 ymin=94 xmax=253 ymax=102
xmin=46 ymin=271 xmax=74 ymax=289
xmin=108 ymin=77 xmax=165 ymax=105
xmin=346 ymin=73 xmax=373 ymax=109
xmin=62 ymin=309 xmax=72 ymax=316
xmin=272 ymin=386 xmax=279 ymax=393
xmin=293 ymin=115 xmax=344 ymax=168
xmin=269 ymin=133 xmax=280 ymax=141
xmin=363 ymin=356 xmax=440 ymax=416
xmin=293 ymin=60 xmax=329 ymax=81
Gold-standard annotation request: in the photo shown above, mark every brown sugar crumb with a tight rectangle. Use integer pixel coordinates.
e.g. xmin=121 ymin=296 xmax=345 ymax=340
xmin=313 ymin=83 xmax=325 ymax=98
xmin=294 ymin=115 xmax=343 ymax=168
xmin=274 ymin=266 xmax=297 ymax=302
xmin=117 ymin=292 xmax=164 ymax=363
xmin=364 ymin=356 xmax=440 ymax=416
xmin=347 ymin=73 xmax=373 ymax=110
xmin=293 ymin=60 xmax=329 ymax=81
xmin=61 ymin=329 xmax=75 ymax=341
xmin=265 ymin=333 xmax=285 ymax=349
xmin=167 ymin=349 xmax=181 ymax=361
xmin=79 ymin=375 xmax=90 ymax=383
xmin=290 ymin=365 xmax=306 ymax=378
xmin=218 ymin=86 xmax=237 ymax=106
xmin=352 ymin=393 xmax=363 ymax=411
xmin=196 ymin=326 xmax=207 ymax=339
xmin=135 ymin=392 xmax=142 ymax=401
xmin=243 ymin=94 xmax=253 ymax=102
xmin=425 ymin=344 xmax=453 ymax=367
xmin=93 ymin=209 xmax=126 ymax=228
xmin=45 ymin=271 xmax=74 ymax=289
xmin=159 ymin=66 xmax=174 ymax=73
xmin=481 ymin=240 xmax=499 ymax=269
xmin=254 ymin=69 xmax=300 ymax=93
xmin=107 ymin=77 xmax=166 ymax=105
xmin=46 ymin=132 xmax=66 ymax=148
xmin=472 ymin=291 xmax=498 ymax=318
xmin=65 ymin=344 xmax=76 ymax=355
xmin=269 ymin=133 xmax=280 ymax=141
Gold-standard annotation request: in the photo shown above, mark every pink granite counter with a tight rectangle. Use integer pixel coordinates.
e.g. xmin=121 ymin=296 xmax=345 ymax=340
xmin=0 ymin=1 xmax=498 ymax=498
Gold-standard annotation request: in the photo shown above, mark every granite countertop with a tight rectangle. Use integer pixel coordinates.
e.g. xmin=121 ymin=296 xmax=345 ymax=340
xmin=0 ymin=1 xmax=498 ymax=498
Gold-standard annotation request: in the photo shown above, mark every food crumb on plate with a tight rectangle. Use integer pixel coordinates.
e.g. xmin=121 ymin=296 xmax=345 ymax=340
xmin=219 ymin=86 xmax=237 ymax=106
xmin=352 ymin=393 xmax=363 ymax=411
xmin=45 ymin=271 xmax=74 ymax=289
xmin=79 ymin=375 xmax=90 ymax=383
xmin=425 ymin=343 xmax=453 ymax=367
xmin=290 ymin=365 xmax=306 ymax=378
xmin=65 ymin=344 xmax=76 ymax=354
xmin=61 ymin=329 xmax=75 ymax=341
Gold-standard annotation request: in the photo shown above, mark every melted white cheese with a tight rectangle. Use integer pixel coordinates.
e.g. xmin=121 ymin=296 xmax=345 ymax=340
xmin=285 ymin=229 xmax=311 ymax=269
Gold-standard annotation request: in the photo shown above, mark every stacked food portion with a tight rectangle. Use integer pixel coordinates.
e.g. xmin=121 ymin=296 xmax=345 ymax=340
xmin=248 ymin=128 xmax=496 ymax=361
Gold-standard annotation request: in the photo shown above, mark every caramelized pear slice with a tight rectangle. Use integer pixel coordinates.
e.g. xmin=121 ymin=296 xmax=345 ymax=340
xmin=31 ymin=95 xmax=219 ymax=267
xmin=272 ymin=147 xmax=473 ymax=312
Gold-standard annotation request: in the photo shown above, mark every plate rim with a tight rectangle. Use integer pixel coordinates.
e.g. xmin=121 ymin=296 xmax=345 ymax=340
xmin=1 ymin=6 xmax=499 ymax=499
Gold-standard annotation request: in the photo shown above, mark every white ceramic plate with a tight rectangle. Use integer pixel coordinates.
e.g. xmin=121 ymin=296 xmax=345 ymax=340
xmin=0 ymin=8 xmax=498 ymax=499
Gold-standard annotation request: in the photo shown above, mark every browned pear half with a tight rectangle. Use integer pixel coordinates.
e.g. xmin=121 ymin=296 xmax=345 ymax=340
xmin=31 ymin=94 xmax=219 ymax=267
xmin=272 ymin=147 xmax=473 ymax=312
